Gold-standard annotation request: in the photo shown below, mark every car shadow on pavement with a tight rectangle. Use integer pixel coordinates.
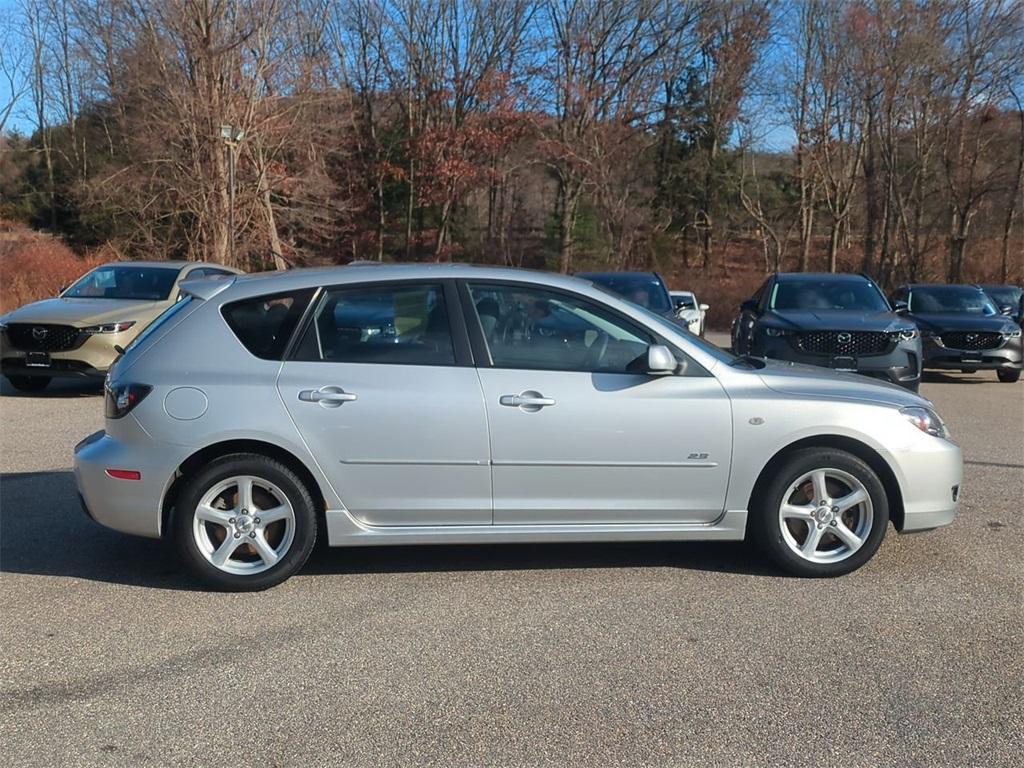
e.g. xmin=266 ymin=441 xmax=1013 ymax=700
xmin=0 ymin=378 xmax=103 ymax=398
xmin=920 ymin=371 xmax=991 ymax=385
xmin=1 ymin=470 xmax=780 ymax=590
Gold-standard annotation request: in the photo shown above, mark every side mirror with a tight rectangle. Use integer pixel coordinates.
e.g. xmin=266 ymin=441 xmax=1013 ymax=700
xmin=892 ymin=299 xmax=909 ymax=314
xmin=740 ymin=299 xmax=758 ymax=313
xmin=646 ymin=344 xmax=677 ymax=375
xmin=699 ymin=303 xmax=710 ymax=312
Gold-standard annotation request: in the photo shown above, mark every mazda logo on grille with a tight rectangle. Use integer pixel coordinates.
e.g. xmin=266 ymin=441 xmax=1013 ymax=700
xmin=966 ymin=333 xmax=977 ymax=342
xmin=837 ymin=332 xmax=852 ymax=344
xmin=32 ymin=327 xmax=48 ymax=340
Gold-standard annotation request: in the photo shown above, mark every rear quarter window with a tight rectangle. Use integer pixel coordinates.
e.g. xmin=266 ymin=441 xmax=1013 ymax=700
xmin=222 ymin=289 xmax=314 ymax=360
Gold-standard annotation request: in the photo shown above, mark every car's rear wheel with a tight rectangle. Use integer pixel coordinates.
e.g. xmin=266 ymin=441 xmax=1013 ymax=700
xmin=997 ymin=369 xmax=1020 ymax=383
xmin=173 ymin=453 xmax=318 ymax=591
xmin=750 ymin=448 xmax=888 ymax=577
xmin=6 ymin=375 xmax=50 ymax=393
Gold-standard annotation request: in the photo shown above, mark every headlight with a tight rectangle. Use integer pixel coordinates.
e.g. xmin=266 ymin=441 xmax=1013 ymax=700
xmin=1004 ymin=328 xmax=1022 ymax=339
xmin=890 ymin=328 xmax=919 ymax=342
xmin=900 ymin=406 xmax=950 ymax=439
xmin=764 ymin=327 xmax=790 ymax=337
xmin=81 ymin=321 xmax=136 ymax=335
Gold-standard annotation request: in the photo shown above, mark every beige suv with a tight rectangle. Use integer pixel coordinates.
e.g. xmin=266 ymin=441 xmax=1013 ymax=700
xmin=0 ymin=261 xmax=240 ymax=392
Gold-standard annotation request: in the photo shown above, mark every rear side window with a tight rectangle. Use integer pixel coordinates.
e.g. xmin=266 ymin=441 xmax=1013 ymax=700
xmin=222 ymin=289 xmax=314 ymax=360
xmin=293 ymin=283 xmax=455 ymax=366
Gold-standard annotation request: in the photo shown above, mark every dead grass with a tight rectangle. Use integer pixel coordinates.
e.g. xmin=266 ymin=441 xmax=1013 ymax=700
xmin=0 ymin=225 xmax=108 ymax=312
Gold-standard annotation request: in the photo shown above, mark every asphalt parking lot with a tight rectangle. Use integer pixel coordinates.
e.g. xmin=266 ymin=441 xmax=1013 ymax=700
xmin=2 ymin=338 xmax=1022 ymax=768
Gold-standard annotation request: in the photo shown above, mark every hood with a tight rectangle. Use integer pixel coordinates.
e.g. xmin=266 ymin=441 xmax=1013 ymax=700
xmin=764 ymin=309 xmax=911 ymax=333
xmin=756 ymin=358 xmax=929 ymax=409
xmin=4 ymin=297 xmax=166 ymax=327
xmin=677 ymin=309 xmax=701 ymax=322
xmin=910 ymin=312 xmax=1017 ymax=334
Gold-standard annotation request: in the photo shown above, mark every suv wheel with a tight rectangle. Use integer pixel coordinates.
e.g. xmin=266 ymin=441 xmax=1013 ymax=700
xmin=997 ymin=369 xmax=1020 ymax=383
xmin=6 ymin=375 xmax=50 ymax=393
xmin=173 ymin=454 xmax=318 ymax=591
xmin=750 ymin=448 xmax=888 ymax=577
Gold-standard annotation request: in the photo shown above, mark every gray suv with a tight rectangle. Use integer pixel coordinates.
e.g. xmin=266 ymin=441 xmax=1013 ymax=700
xmin=732 ymin=273 xmax=922 ymax=391
xmin=75 ymin=265 xmax=961 ymax=590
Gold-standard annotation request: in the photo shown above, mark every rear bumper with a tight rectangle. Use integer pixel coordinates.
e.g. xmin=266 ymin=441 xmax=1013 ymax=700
xmin=888 ymin=437 xmax=962 ymax=532
xmin=74 ymin=429 xmax=182 ymax=538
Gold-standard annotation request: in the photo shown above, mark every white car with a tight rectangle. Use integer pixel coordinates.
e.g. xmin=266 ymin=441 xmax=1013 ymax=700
xmin=671 ymin=291 xmax=709 ymax=336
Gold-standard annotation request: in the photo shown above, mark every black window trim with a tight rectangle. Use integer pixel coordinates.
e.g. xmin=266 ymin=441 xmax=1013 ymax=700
xmin=286 ymin=278 xmax=473 ymax=368
xmin=221 ymin=287 xmax=317 ymax=362
xmin=457 ymin=278 xmax=708 ymax=377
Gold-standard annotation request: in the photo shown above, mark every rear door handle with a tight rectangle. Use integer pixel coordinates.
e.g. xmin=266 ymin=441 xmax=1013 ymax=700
xmin=500 ymin=391 xmax=555 ymax=410
xmin=298 ymin=386 xmax=358 ymax=407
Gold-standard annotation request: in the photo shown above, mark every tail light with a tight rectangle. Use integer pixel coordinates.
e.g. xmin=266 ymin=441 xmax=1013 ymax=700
xmin=105 ymin=383 xmax=152 ymax=419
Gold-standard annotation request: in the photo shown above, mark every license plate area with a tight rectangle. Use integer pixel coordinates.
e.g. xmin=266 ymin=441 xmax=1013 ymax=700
xmin=960 ymin=352 xmax=983 ymax=363
xmin=25 ymin=352 xmax=51 ymax=367
xmin=831 ymin=355 xmax=857 ymax=371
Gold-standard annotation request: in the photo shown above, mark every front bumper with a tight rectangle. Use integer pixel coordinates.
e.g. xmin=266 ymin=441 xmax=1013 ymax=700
xmin=755 ymin=337 xmax=921 ymax=389
xmin=74 ymin=429 xmax=184 ymax=538
xmin=889 ymin=435 xmax=962 ymax=532
xmin=1 ymin=328 xmax=129 ymax=379
xmin=921 ymin=335 xmax=1023 ymax=371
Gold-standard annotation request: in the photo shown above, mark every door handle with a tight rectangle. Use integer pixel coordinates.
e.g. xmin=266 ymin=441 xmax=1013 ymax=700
xmin=499 ymin=391 xmax=555 ymax=411
xmin=298 ymin=386 xmax=358 ymax=407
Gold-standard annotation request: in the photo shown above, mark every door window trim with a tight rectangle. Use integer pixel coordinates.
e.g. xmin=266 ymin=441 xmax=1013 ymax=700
xmin=285 ymin=278 xmax=474 ymax=368
xmin=457 ymin=278 xmax=705 ymax=376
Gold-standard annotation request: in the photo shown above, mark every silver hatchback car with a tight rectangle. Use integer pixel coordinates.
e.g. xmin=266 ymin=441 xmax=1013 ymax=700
xmin=74 ymin=265 xmax=962 ymax=590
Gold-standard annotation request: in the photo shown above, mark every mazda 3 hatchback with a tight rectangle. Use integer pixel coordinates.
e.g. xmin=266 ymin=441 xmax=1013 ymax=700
xmin=74 ymin=265 xmax=962 ymax=590
xmin=1 ymin=261 xmax=240 ymax=391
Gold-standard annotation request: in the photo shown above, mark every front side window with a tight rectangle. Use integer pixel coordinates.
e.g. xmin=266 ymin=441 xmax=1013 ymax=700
xmin=64 ymin=265 xmax=181 ymax=301
xmin=468 ymin=283 xmax=652 ymax=373
xmin=770 ymin=280 xmax=890 ymax=312
xmin=222 ymin=289 xmax=314 ymax=360
xmin=294 ymin=283 xmax=455 ymax=365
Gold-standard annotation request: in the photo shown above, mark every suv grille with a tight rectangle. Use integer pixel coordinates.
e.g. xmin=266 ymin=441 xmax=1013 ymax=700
xmin=5 ymin=323 xmax=85 ymax=352
xmin=796 ymin=330 xmax=892 ymax=356
xmin=940 ymin=331 xmax=1003 ymax=350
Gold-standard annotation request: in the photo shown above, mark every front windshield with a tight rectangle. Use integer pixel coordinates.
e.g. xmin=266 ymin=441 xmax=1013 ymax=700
xmin=581 ymin=274 xmax=672 ymax=314
xmin=909 ymin=287 xmax=998 ymax=315
xmin=770 ymin=280 xmax=890 ymax=312
xmin=64 ymin=265 xmax=181 ymax=301
xmin=627 ymin=301 xmax=738 ymax=364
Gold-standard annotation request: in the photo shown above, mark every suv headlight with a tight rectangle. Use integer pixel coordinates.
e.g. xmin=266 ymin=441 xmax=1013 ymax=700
xmin=764 ymin=327 xmax=791 ymax=337
xmin=890 ymin=328 xmax=919 ymax=342
xmin=900 ymin=406 xmax=950 ymax=439
xmin=81 ymin=321 xmax=136 ymax=335
xmin=1003 ymin=327 xmax=1022 ymax=339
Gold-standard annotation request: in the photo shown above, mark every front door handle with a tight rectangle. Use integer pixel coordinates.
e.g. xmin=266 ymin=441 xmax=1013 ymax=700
xmin=500 ymin=391 xmax=555 ymax=411
xmin=298 ymin=386 xmax=358 ymax=408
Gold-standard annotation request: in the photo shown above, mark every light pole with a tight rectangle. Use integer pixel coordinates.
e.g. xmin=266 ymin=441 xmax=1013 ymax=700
xmin=220 ymin=124 xmax=245 ymax=265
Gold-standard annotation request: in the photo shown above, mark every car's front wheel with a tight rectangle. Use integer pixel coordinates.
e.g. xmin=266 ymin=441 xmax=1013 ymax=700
xmin=6 ymin=375 xmax=50 ymax=393
xmin=173 ymin=454 xmax=318 ymax=591
xmin=750 ymin=448 xmax=888 ymax=577
xmin=997 ymin=369 xmax=1020 ymax=383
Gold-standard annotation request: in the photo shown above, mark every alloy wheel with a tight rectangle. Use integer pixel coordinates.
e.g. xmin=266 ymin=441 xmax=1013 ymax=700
xmin=778 ymin=468 xmax=873 ymax=564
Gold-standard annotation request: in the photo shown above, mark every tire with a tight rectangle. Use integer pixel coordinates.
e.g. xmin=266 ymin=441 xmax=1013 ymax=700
xmin=6 ymin=375 xmax=51 ymax=393
xmin=172 ymin=453 xmax=318 ymax=591
xmin=997 ymin=369 xmax=1021 ymax=383
xmin=749 ymin=448 xmax=888 ymax=577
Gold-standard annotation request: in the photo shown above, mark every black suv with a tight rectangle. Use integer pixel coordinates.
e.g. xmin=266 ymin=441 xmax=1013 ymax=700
xmin=892 ymin=283 xmax=1023 ymax=383
xmin=732 ymin=272 xmax=922 ymax=390
xmin=575 ymin=271 xmax=676 ymax=319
